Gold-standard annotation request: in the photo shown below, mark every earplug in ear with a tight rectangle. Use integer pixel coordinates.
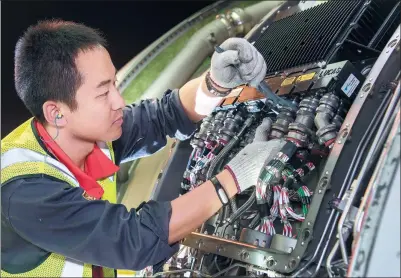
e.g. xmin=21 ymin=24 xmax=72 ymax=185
xmin=56 ymin=112 xmax=63 ymax=119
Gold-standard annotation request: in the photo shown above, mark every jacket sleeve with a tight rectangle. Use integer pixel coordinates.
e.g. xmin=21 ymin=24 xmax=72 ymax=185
xmin=113 ymin=89 xmax=197 ymax=165
xmin=2 ymin=177 xmax=179 ymax=271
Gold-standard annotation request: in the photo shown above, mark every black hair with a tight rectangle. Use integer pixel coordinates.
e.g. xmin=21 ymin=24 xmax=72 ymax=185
xmin=14 ymin=19 xmax=107 ymax=123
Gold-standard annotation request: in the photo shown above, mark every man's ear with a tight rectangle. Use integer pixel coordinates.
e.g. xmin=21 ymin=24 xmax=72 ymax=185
xmin=42 ymin=101 xmax=67 ymax=127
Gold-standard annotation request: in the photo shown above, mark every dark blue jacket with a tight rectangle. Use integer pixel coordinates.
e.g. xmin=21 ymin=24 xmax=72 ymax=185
xmin=1 ymin=89 xmax=197 ymax=273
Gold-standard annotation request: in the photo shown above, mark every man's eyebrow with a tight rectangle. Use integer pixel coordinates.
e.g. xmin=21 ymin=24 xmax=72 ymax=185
xmin=96 ymin=68 xmax=117 ymax=89
xmin=96 ymin=79 xmax=111 ymax=88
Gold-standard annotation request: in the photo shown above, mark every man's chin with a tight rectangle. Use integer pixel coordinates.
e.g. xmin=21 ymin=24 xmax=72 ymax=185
xmin=104 ymin=128 xmax=123 ymax=142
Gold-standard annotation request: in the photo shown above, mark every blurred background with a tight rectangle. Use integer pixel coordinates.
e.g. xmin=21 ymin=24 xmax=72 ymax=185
xmin=1 ymin=0 xmax=216 ymax=137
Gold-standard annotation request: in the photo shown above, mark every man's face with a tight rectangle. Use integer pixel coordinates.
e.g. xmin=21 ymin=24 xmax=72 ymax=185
xmin=65 ymin=46 xmax=125 ymax=142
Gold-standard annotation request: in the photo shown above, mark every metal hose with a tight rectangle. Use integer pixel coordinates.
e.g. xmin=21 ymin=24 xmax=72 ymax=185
xmin=230 ymin=198 xmax=238 ymax=214
xmin=223 ymin=203 xmax=231 ymax=222
xmin=229 ymin=197 xmax=239 ymax=229
xmin=212 ymin=263 xmax=286 ymax=277
xmin=248 ymin=212 xmax=261 ymax=229
xmin=226 ymin=190 xmax=256 ymax=224
xmin=206 ymin=116 xmax=255 ymax=180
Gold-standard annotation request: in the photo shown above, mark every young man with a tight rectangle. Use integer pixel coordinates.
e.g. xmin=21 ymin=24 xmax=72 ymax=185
xmin=1 ymin=20 xmax=284 ymax=277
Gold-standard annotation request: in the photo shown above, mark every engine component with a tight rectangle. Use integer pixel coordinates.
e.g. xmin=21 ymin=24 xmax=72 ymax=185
xmin=266 ymin=60 xmax=366 ymax=100
xmin=270 ymin=234 xmax=297 ymax=254
xmin=151 ymin=1 xmax=400 ymax=277
xmin=252 ymin=0 xmax=397 ymax=75
xmin=269 ymin=107 xmax=296 ymax=139
xmin=314 ymin=93 xmax=340 ymax=147
xmin=190 ymin=114 xmax=214 ymax=149
xmin=287 ymin=95 xmax=319 ymax=147
xmin=217 ymin=109 xmax=245 ymax=144
xmin=239 ymin=228 xmax=273 ymax=248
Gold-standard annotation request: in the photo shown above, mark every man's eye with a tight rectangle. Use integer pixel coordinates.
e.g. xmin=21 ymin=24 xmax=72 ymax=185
xmin=101 ymin=91 xmax=109 ymax=97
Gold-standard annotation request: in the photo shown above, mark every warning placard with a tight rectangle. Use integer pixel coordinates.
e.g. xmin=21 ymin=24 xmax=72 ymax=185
xmin=341 ymin=74 xmax=360 ymax=97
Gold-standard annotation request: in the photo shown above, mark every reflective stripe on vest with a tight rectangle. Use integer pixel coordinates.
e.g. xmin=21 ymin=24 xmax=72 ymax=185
xmin=61 ymin=258 xmax=84 ymax=277
xmin=1 ymin=143 xmax=114 ymax=183
xmin=97 ymin=141 xmax=114 ymax=182
xmin=1 ymin=119 xmax=116 ymax=277
xmin=1 ymin=148 xmax=79 ymax=186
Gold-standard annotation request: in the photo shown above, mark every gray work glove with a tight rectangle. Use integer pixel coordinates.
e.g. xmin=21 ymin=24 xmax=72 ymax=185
xmin=224 ymin=139 xmax=286 ymax=193
xmin=253 ymin=117 xmax=273 ymax=142
xmin=210 ymin=37 xmax=267 ymax=89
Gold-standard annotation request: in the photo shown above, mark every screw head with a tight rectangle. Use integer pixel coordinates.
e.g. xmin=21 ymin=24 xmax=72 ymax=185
xmin=240 ymin=251 xmax=250 ymax=260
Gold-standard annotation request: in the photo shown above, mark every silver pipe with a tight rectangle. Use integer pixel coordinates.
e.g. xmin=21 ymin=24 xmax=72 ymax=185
xmin=337 ymin=81 xmax=401 ymax=265
xmin=211 ymin=263 xmax=286 ymax=277
xmin=302 ymin=81 xmax=397 ymax=276
xmin=312 ymin=212 xmax=341 ymax=277
xmin=116 ymin=0 xmax=230 ymax=92
xmin=291 ymin=87 xmax=394 ymax=277
xmin=142 ymin=1 xmax=283 ymax=99
xmin=353 ymin=79 xmax=400 ymax=237
xmin=152 ymin=268 xmax=212 ymax=277
xmin=290 ymin=210 xmax=337 ymax=277
xmin=326 ymin=239 xmax=340 ymax=277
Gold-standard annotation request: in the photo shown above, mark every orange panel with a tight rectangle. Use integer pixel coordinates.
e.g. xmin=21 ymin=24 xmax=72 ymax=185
xmin=237 ymin=86 xmax=265 ymax=103
xmin=221 ymin=97 xmax=237 ymax=106
xmin=220 ymin=86 xmax=243 ymax=106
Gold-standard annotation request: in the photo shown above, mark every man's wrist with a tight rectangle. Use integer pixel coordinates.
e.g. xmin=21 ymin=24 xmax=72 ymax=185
xmin=215 ymin=169 xmax=239 ymax=197
xmin=200 ymin=78 xmax=224 ymax=98
xmin=203 ymin=72 xmax=232 ymax=97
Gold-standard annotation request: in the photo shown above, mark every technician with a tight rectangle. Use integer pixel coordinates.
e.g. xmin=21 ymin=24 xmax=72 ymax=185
xmin=1 ymin=20 xmax=284 ymax=277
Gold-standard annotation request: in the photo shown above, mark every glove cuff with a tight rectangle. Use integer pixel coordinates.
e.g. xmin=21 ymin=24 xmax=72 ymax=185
xmin=225 ymin=159 xmax=257 ymax=193
xmin=224 ymin=165 xmax=241 ymax=193
xmin=205 ymin=71 xmax=232 ymax=97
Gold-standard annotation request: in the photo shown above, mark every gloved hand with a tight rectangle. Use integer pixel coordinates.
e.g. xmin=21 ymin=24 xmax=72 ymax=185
xmin=210 ymin=37 xmax=267 ymax=89
xmin=253 ymin=117 xmax=273 ymax=142
xmin=224 ymin=138 xmax=286 ymax=193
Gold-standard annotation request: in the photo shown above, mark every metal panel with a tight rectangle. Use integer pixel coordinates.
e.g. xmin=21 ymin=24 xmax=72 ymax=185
xmin=181 ymin=26 xmax=401 ymax=274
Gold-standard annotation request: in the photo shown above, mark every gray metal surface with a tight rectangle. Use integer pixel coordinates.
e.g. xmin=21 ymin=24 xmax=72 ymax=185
xmin=296 ymin=25 xmax=401 ymax=277
xmin=239 ymin=228 xmax=273 ymax=248
xmin=361 ymin=132 xmax=400 ymax=278
xmin=348 ymin=108 xmax=400 ymax=278
xmin=270 ymin=235 xmax=298 ymax=254
xmin=181 ymin=25 xmax=401 ymax=275
xmin=336 ymin=74 xmax=400 ymax=266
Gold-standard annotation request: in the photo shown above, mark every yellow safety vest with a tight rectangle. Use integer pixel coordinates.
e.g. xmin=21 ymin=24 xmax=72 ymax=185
xmin=1 ymin=118 xmax=117 ymax=277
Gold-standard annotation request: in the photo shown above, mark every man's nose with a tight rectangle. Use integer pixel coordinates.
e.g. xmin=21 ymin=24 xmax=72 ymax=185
xmin=111 ymin=87 xmax=126 ymax=110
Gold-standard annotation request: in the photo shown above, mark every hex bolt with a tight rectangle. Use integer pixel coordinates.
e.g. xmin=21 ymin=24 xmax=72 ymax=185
xmin=240 ymin=251 xmax=250 ymax=260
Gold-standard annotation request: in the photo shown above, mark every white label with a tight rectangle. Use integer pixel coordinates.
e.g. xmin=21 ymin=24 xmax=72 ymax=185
xmin=341 ymin=74 xmax=360 ymax=97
